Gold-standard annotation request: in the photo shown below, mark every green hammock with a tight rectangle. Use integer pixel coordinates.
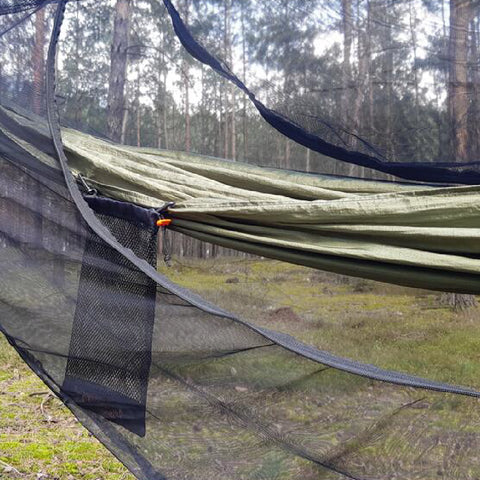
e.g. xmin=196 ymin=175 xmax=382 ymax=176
xmin=2 ymin=103 xmax=480 ymax=294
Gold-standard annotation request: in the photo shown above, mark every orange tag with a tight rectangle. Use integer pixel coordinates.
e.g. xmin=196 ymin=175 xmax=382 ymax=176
xmin=156 ymin=218 xmax=172 ymax=227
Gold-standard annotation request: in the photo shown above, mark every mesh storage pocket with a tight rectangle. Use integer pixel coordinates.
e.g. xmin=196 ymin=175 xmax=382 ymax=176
xmin=62 ymin=197 xmax=159 ymax=436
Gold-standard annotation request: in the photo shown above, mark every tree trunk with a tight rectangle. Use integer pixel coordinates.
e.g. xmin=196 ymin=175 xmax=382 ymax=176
xmin=350 ymin=0 xmax=369 ymax=175
xmin=200 ymin=66 xmax=206 ymax=153
xmin=447 ymin=0 xmax=476 ymax=310
xmin=341 ymin=0 xmax=353 ymax=147
xmin=121 ymin=99 xmax=129 ymax=144
xmin=231 ymin=82 xmax=236 ymax=160
xmin=409 ymin=0 xmax=420 ymax=161
xmin=183 ymin=0 xmax=191 ymax=152
xmin=441 ymin=292 xmax=478 ymax=311
xmin=284 ymin=139 xmax=290 ymax=169
xmin=184 ymin=74 xmax=191 ymax=152
xmin=222 ymin=0 xmax=231 ymax=158
xmin=107 ymin=0 xmax=131 ymax=143
xmin=215 ymin=80 xmax=221 ymax=156
xmin=32 ymin=7 xmax=46 ymax=115
xmin=163 ymin=70 xmax=169 ymax=150
xmin=449 ymin=0 xmax=470 ymax=162
xmin=136 ymin=64 xmax=141 ymax=147
xmin=136 ymin=106 xmax=141 ymax=147
xmin=225 ymin=0 xmax=236 ymax=160
xmin=156 ymin=51 xmax=163 ymax=149
xmin=120 ymin=65 xmax=130 ymax=145
xmin=241 ymin=1 xmax=248 ymax=161
xmin=469 ymin=17 xmax=480 ymax=158
xmin=366 ymin=0 xmax=373 ymax=161
xmin=384 ymin=1 xmax=394 ymax=162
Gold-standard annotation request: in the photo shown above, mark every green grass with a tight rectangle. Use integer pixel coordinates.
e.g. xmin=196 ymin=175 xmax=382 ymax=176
xmin=0 ymin=335 xmax=133 ymax=479
xmin=160 ymin=257 xmax=480 ymax=388
xmin=2 ymin=257 xmax=480 ymax=478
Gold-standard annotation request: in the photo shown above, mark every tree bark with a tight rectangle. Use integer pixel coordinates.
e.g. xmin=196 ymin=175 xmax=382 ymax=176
xmin=107 ymin=0 xmax=131 ymax=143
xmin=155 ymin=49 xmax=163 ymax=149
xmin=226 ymin=0 xmax=236 ymax=160
xmin=230 ymin=82 xmax=236 ymax=160
xmin=449 ymin=0 xmax=470 ymax=162
xmin=184 ymin=72 xmax=191 ymax=152
xmin=241 ymin=1 xmax=248 ymax=161
xmin=163 ymin=70 xmax=169 ymax=149
xmin=441 ymin=292 xmax=478 ymax=311
xmin=341 ymin=0 xmax=353 ymax=145
xmin=409 ymin=0 xmax=420 ymax=161
xmin=447 ymin=0 xmax=477 ymax=310
xmin=32 ymin=7 xmax=46 ymax=115
xmin=384 ymin=1 xmax=394 ymax=162
xmin=469 ymin=17 xmax=480 ymax=158
xmin=183 ymin=0 xmax=191 ymax=152
xmin=136 ymin=63 xmax=141 ymax=147
xmin=222 ymin=0 xmax=231 ymax=158
xmin=350 ymin=0 xmax=369 ymax=175
xmin=121 ymin=94 xmax=129 ymax=144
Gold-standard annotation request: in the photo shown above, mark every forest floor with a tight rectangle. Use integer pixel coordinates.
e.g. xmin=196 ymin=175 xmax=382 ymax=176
xmin=1 ymin=257 xmax=480 ymax=479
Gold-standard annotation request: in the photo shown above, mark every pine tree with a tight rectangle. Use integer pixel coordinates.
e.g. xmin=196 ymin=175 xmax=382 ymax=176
xmin=32 ymin=7 xmax=45 ymax=115
xmin=449 ymin=0 xmax=470 ymax=162
xmin=446 ymin=0 xmax=477 ymax=310
xmin=107 ymin=0 xmax=131 ymax=142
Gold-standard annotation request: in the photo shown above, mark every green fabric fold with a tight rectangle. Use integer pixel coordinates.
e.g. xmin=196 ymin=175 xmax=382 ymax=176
xmin=2 ymin=104 xmax=480 ymax=293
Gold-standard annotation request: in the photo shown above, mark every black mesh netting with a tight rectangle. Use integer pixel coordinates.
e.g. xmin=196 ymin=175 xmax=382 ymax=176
xmin=63 ymin=199 xmax=158 ymax=437
xmin=2 ymin=142 xmax=480 ymax=479
xmin=0 ymin=1 xmax=52 ymax=16
xmin=2 ymin=1 xmax=480 ymax=479
xmin=161 ymin=0 xmax=480 ymax=183
xmin=46 ymin=0 xmax=480 ymax=183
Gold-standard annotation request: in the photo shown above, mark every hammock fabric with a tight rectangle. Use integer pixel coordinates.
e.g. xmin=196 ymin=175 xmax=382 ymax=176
xmin=1 ymin=1 xmax=480 ymax=480
xmin=2 ymin=103 xmax=480 ymax=294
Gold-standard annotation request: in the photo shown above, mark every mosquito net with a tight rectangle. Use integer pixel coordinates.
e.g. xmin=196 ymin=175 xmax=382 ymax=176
xmin=161 ymin=0 xmax=480 ymax=184
xmin=1 ymin=1 xmax=480 ymax=479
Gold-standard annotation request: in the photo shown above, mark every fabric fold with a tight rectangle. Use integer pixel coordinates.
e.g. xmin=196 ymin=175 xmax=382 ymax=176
xmin=2 ymin=103 xmax=480 ymax=293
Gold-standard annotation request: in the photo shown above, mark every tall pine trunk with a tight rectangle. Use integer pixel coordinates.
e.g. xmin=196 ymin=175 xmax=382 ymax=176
xmin=226 ymin=0 xmax=236 ymax=160
xmin=384 ymin=1 xmax=394 ymax=163
xmin=135 ymin=62 xmax=141 ymax=147
xmin=469 ymin=17 xmax=480 ymax=158
xmin=350 ymin=0 xmax=368 ymax=176
xmin=409 ymin=0 xmax=420 ymax=161
xmin=183 ymin=0 xmax=191 ymax=153
xmin=241 ymin=1 xmax=248 ymax=161
xmin=446 ymin=0 xmax=477 ymax=310
xmin=32 ymin=7 xmax=45 ymax=115
xmin=341 ymin=0 xmax=353 ymax=148
xmin=449 ymin=0 xmax=470 ymax=162
xmin=107 ymin=0 xmax=131 ymax=142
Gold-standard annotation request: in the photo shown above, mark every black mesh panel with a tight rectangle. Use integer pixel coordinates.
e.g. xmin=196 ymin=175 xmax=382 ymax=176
xmin=0 ymin=0 xmax=50 ymax=16
xmin=62 ymin=199 xmax=158 ymax=437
